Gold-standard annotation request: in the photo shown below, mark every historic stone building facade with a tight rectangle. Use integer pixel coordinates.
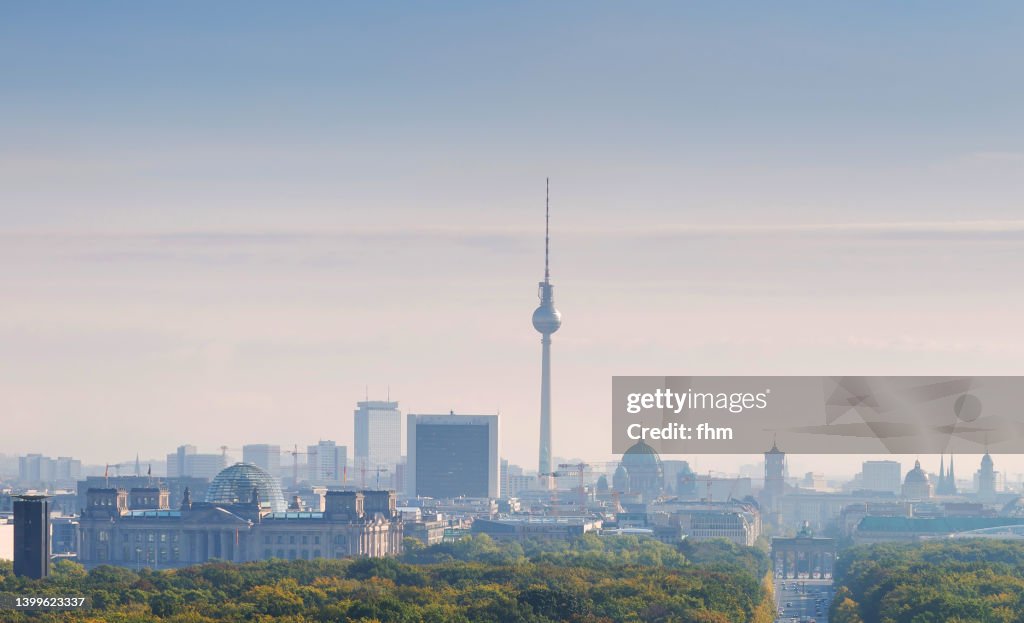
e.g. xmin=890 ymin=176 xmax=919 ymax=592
xmin=78 ymin=487 xmax=403 ymax=569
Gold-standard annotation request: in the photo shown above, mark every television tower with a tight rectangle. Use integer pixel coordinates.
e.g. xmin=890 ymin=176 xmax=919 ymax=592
xmin=532 ymin=178 xmax=562 ymax=486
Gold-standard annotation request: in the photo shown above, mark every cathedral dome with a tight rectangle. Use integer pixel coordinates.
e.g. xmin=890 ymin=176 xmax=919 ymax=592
xmin=206 ymin=463 xmax=287 ymax=512
xmin=904 ymin=460 xmax=929 ymax=484
xmin=617 ymin=441 xmax=665 ymax=500
xmin=622 ymin=440 xmax=663 ymax=468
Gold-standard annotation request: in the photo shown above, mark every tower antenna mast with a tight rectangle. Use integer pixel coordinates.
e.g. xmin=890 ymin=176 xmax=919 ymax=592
xmin=545 ymin=177 xmax=550 ymax=283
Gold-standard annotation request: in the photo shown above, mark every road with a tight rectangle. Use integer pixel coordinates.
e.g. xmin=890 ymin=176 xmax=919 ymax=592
xmin=773 ymin=577 xmax=833 ymax=623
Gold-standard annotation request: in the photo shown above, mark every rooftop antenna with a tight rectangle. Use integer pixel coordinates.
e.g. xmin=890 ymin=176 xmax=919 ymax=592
xmin=544 ymin=177 xmax=550 ymax=283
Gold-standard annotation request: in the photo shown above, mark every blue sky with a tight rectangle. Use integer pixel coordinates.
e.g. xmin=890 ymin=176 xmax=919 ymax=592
xmin=2 ymin=3 xmax=1024 ymax=476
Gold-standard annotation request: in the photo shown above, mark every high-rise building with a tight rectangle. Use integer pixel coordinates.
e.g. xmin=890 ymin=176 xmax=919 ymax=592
xmin=861 ymin=460 xmax=901 ymax=494
xmin=354 ymin=401 xmax=402 ymax=474
xmin=13 ymin=495 xmax=50 ymax=579
xmin=307 ymin=440 xmax=348 ymax=485
xmin=243 ymin=444 xmax=282 ymax=477
xmin=166 ymin=445 xmax=226 ymax=480
xmin=167 ymin=445 xmax=195 ymax=478
xmin=406 ymin=413 xmax=499 ymax=499
xmin=531 ymin=180 xmax=562 ymax=486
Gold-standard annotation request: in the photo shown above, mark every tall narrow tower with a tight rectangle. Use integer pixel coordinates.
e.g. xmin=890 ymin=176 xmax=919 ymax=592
xmin=532 ymin=179 xmax=562 ymax=484
xmin=761 ymin=439 xmax=786 ymax=526
xmin=13 ymin=494 xmax=50 ymax=579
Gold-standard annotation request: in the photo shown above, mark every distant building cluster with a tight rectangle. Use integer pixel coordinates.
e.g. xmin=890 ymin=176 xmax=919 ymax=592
xmin=18 ymin=455 xmax=81 ymax=488
xmin=3 ymin=423 xmax=1021 ymax=577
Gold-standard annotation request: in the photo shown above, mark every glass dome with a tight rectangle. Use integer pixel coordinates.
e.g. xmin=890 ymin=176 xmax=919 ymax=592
xmin=205 ymin=463 xmax=287 ymax=512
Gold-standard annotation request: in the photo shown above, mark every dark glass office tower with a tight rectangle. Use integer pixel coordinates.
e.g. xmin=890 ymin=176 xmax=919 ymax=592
xmin=13 ymin=494 xmax=50 ymax=579
xmin=406 ymin=414 xmax=499 ymax=499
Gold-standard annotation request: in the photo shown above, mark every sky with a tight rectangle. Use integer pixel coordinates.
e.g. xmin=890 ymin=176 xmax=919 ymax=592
xmin=2 ymin=2 xmax=1024 ymax=479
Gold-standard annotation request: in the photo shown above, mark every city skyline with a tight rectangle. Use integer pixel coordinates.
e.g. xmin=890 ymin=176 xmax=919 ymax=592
xmin=4 ymin=446 xmax=1019 ymax=489
xmin=4 ymin=3 xmax=1024 ymax=475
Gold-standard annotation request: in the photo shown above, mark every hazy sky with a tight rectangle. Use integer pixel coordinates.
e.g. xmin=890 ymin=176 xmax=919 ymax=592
xmin=3 ymin=2 xmax=1024 ymax=478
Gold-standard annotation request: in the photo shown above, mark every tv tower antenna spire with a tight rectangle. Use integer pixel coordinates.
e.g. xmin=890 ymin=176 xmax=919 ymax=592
xmin=545 ymin=177 xmax=550 ymax=283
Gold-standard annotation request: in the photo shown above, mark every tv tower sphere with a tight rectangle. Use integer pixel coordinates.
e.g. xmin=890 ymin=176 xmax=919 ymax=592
xmin=532 ymin=298 xmax=561 ymax=334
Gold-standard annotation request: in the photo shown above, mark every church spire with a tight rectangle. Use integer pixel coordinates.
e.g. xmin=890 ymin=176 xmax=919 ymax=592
xmin=948 ymin=455 xmax=957 ymax=494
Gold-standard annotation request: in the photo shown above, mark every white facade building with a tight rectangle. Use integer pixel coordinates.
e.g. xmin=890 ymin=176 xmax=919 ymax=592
xmin=862 ymin=461 xmax=902 ymax=494
xmin=354 ymin=401 xmax=402 ymax=474
xmin=307 ymin=440 xmax=348 ymax=486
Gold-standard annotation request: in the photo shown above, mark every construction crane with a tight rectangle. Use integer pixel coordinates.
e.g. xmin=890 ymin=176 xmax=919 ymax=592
xmin=537 ymin=462 xmax=618 ymax=516
xmin=700 ymin=471 xmax=742 ymax=503
xmin=556 ymin=461 xmax=617 ymax=489
xmin=285 ymin=444 xmax=308 ymax=486
xmin=218 ymin=446 xmax=242 ymax=463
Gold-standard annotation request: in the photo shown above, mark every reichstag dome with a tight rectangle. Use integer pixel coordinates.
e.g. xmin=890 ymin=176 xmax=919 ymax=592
xmin=205 ymin=462 xmax=287 ymax=513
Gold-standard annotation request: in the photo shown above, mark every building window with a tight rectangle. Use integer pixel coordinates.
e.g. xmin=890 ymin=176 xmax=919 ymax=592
xmin=276 ymin=535 xmax=283 ymax=544
xmin=313 ymin=549 xmax=321 ymax=558
xmin=302 ymin=550 xmax=309 ymax=559
xmin=289 ymin=536 xmax=296 ymax=544
xmin=314 ymin=536 xmax=320 ymax=545
xmin=276 ymin=549 xmax=284 ymax=558
xmin=302 ymin=535 xmax=308 ymax=544
xmin=264 ymin=549 xmax=272 ymax=559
